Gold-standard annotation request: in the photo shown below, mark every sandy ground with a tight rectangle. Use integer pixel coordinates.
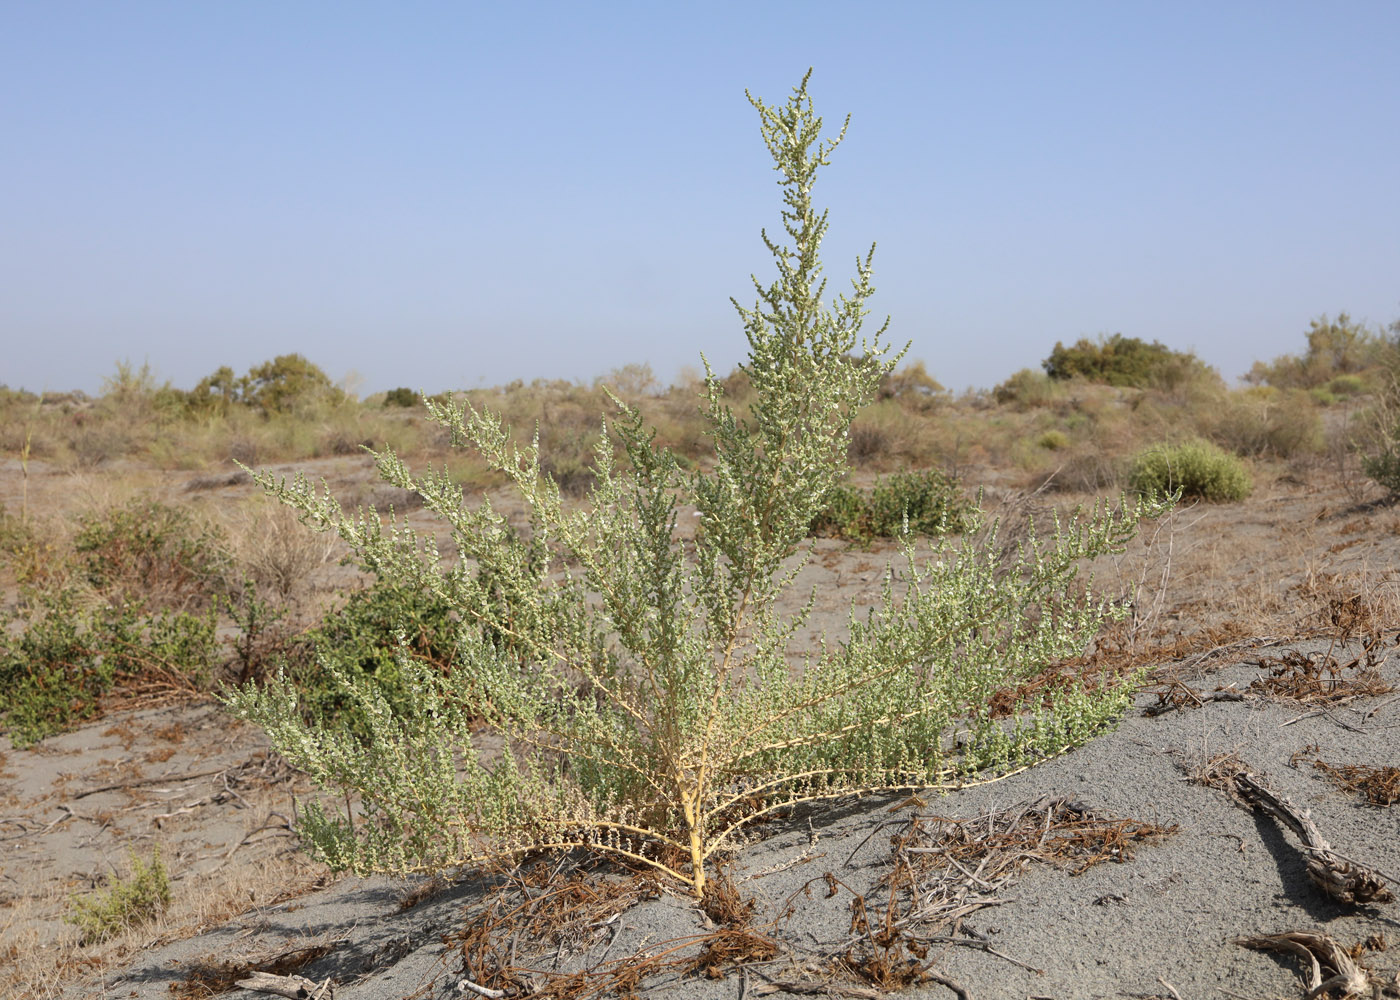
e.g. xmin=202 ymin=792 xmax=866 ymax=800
xmin=2 ymin=455 xmax=1399 ymax=999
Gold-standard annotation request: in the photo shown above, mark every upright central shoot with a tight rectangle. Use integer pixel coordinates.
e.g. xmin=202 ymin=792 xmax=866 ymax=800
xmin=228 ymin=72 xmax=1169 ymax=898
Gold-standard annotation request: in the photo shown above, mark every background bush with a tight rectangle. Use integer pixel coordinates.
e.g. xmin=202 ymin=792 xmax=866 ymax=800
xmin=810 ymin=469 xmax=972 ymax=542
xmin=1129 ymin=439 xmax=1251 ymax=502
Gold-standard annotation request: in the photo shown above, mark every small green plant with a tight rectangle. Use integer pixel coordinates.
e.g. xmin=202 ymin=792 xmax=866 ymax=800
xmin=1037 ymin=429 xmax=1070 ymax=451
xmin=66 ymin=846 xmax=171 ymax=945
xmin=227 ymin=72 xmax=1171 ymax=897
xmin=1128 ymin=439 xmax=1251 ymax=502
xmin=809 ymin=469 xmax=971 ymax=542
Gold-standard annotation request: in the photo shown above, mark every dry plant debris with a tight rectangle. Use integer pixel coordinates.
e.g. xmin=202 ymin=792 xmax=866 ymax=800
xmin=1148 ymin=632 xmax=1396 ymax=717
xmin=172 ymin=942 xmax=339 ymax=998
xmin=1249 ymin=636 xmax=1396 ymax=706
xmin=1193 ymin=755 xmax=1395 ymax=906
xmin=800 ymin=796 xmax=1176 ymax=993
xmin=1292 ymin=745 xmax=1400 ymax=808
xmin=1236 ymin=930 xmax=1400 ymax=999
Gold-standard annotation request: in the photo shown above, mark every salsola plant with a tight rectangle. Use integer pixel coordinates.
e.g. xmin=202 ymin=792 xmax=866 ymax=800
xmin=226 ymin=71 xmax=1171 ymax=895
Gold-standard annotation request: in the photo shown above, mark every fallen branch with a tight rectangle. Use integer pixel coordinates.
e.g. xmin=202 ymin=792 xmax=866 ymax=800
xmin=73 ymin=766 xmax=228 ymax=800
xmin=235 ymin=970 xmax=335 ymax=999
xmin=1194 ymin=757 xmax=1394 ymax=906
xmin=1236 ymin=930 xmax=1397 ymax=999
xmin=1233 ymin=771 xmax=1394 ymax=905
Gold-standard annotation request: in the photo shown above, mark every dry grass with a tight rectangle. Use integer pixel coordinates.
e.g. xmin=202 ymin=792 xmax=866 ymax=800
xmin=227 ymin=500 xmax=339 ymax=602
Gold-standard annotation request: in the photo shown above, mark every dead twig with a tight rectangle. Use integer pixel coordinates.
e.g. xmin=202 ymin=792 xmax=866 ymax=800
xmin=234 ymin=970 xmax=335 ymax=999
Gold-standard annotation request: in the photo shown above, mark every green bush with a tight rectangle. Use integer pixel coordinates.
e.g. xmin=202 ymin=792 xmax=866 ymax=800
xmin=1037 ymin=429 xmax=1070 ymax=451
xmin=810 ymin=470 xmax=971 ymax=541
xmin=1129 ymin=440 xmax=1251 ymax=502
xmin=1043 ymin=334 xmax=1210 ymax=389
xmin=382 ymin=387 xmax=419 ymax=408
xmin=292 ymin=578 xmax=460 ymax=729
xmin=227 ymin=72 xmax=1170 ymax=898
xmin=0 ymin=589 xmax=219 ymax=747
xmin=66 ymin=846 xmax=171 ymax=945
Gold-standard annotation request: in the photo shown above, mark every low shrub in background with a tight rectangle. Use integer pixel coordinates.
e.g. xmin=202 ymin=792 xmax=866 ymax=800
xmin=1247 ymin=313 xmax=1390 ymax=390
xmin=1129 ymin=439 xmax=1251 ymax=502
xmin=1208 ymin=387 xmax=1323 ymax=460
xmin=73 ymin=498 xmax=232 ymax=612
xmin=0 ymin=588 xmax=219 ymax=747
xmin=809 ymin=469 xmax=972 ymax=542
xmin=1043 ymin=334 xmax=1213 ymax=390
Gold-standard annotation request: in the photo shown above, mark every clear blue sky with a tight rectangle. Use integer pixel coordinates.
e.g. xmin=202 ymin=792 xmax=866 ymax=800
xmin=4 ymin=2 xmax=1398 ymax=396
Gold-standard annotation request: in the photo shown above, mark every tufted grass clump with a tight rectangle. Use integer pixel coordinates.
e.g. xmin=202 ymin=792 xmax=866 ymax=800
xmin=1129 ymin=439 xmax=1251 ymax=502
xmin=226 ymin=72 xmax=1171 ymax=897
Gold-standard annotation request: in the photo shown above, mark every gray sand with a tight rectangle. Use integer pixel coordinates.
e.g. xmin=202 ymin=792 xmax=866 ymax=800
xmin=73 ymin=638 xmax=1400 ymax=1000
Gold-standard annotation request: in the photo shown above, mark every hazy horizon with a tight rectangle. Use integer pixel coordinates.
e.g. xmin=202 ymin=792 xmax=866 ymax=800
xmin=4 ymin=2 xmax=1397 ymax=397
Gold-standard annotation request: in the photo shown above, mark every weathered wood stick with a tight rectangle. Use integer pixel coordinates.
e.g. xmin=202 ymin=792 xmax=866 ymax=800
xmin=1232 ymin=771 xmax=1393 ymax=905
xmin=234 ymin=971 xmax=335 ymax=999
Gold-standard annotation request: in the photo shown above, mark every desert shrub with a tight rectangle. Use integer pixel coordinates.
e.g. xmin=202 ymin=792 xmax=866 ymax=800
xmin=1129 ymin=439 xmax=1251 ymax=502
xmin=1208 ymin=387 xmax=1323 ymax=459
xmin=993 ymin=368 xmax=1063 ymax=408
xmin=227 ymin=73 xmax=1170 ymax=897
xmin=1247 ymin=313 xmax=1386 ymax=389
xmin=1037 ymin=448 xmax=1124 ymax=494
xmin=810 ymin=470 xmax=971 ymax=542
xmin=878 ymin=359 xmax=946 ymax=406
xmin=0 ymin=589 xmax=218 ymax=747
xmin=1043 ymin=334 xmax=1210 ymax=389
xmin=1037 ymin=429 xmax=1070 ymax=451
xmin=66 ymin=847 xmax=171 ymax=945
xmin=291 ymin=578 xmax=460 ymax=729
xmin=383 ymin=387 xmax=419 ymax=408
xmin=1325 ymin=374 xmax=1367 ymax=398
xmin=73 ymin=498 xmax=232 ymax=612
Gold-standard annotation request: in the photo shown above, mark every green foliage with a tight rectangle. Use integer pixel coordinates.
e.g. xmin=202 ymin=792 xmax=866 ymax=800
xmin=1128 ymin=439 xmax=1251 ymax=502
xmin=1037 ymin=430 xmax=1070 ymax=451
xmin=1043 ymin=334 xmax=1210 ymax=389
xmin=809 ymin=470 xmax=971 ymax=542
xmin=292 ymin=578 xmax=460 ymax=730
xmin=227 ymin=72 xmax=1171 ymax=897
xmin=0 ymin=588 xmax=218 ymax=747
xmin=66 ymin=846 xmax=171 ymax=945
xmin=1247 ymin=313 xmax=1387 ymax=389
xmin=382 ymin=387 xmax=419 ymax=408
xmin=73 ymin=498 xmax=231 ymax=612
